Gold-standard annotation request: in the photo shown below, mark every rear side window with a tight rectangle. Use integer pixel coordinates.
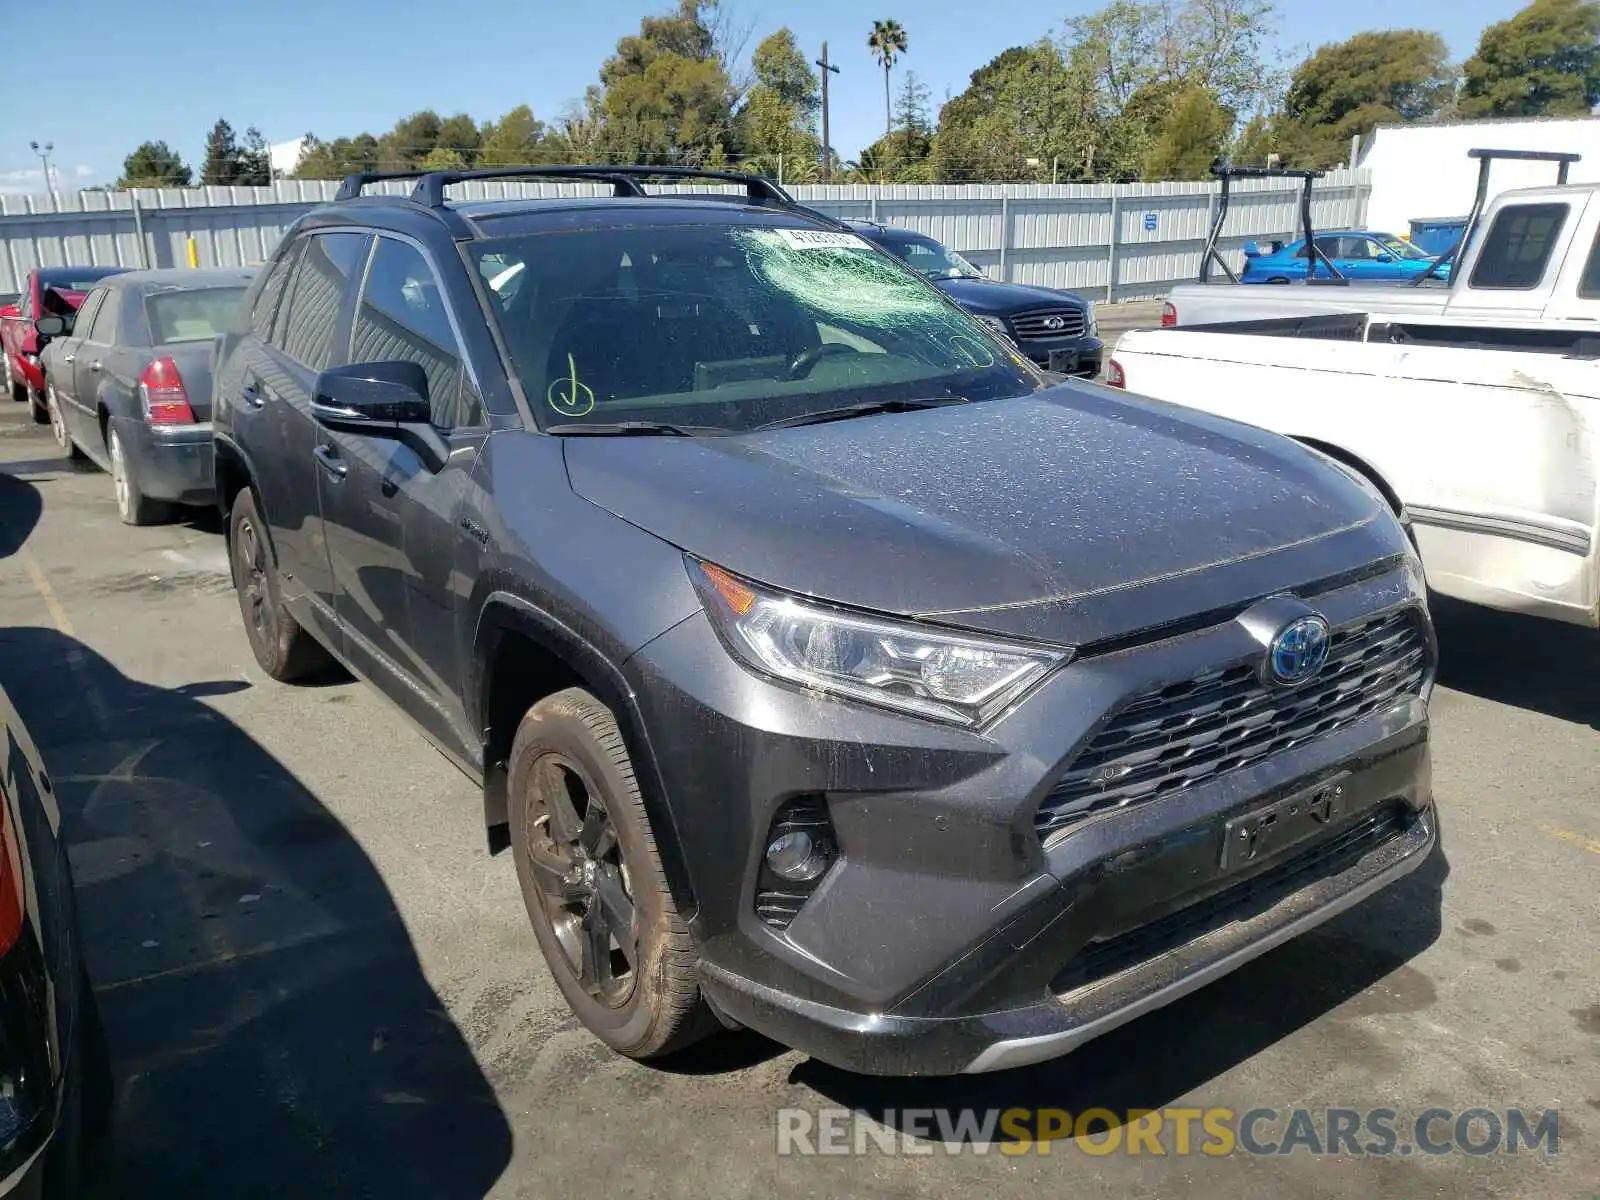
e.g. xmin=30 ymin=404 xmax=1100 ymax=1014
xmin=1579 ymin=228 xmax=1600 ymax=299
xmin=349 ymin=237 xmax=464 ymax=427
xmin=85 ymin=290 xmax=120 ymax=343
xmin=147 ymin=288 xmax=248 ymax=345
xmin=250 ymin=244 xmax=299 ymax=340
xmin=1470 ymin=203 xmax=1569 ymax=290
xmin=277 ymin=232 xmax=369 ymax=370
xmin=68 ymin=290 xmax=102 ymax=337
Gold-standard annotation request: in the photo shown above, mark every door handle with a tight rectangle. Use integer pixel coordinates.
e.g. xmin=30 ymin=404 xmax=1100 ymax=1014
xmin=240 ymin=384 xmax=263 ymax=408
xmin=89 ymin=360 xmax=102 ymax=373
xmin=313 ymin=444 xmax=348 ymax=480
xmin=63 ymin=353 xmax=75 ymax=363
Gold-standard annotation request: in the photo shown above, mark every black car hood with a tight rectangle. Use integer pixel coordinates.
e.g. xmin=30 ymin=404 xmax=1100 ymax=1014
xmin=931 ymin=276 xmax=1089 ymax=315
xmin=563 ymin=386 xmax=1401 ymax=645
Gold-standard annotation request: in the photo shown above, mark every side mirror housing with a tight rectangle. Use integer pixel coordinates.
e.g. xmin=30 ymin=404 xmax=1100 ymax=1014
xmin=310 ymin=360 xmax=447 ymax=470
xmin=1375 ymin=253 xmax=1394 ymax=264
xmin=312 ymin=360 xmax=431 ymax=427
xmin=33 ymin=315 xmax=67 ymax=338
xmin=1243 ymin=241 xmax=1262 ymax=257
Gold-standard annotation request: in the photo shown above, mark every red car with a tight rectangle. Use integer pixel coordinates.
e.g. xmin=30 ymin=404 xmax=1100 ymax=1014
xmin=2 ymin=267 xmax=132 ymax=421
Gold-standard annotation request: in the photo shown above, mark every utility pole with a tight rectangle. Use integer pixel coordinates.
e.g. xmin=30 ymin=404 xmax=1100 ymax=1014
xmin=29 ymin=140 xmax=56 ymax=203
xmin=815 ymin=42 xmax=840 ymax=183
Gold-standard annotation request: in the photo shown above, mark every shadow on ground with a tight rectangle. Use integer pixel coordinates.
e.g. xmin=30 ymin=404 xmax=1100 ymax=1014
xmin=1431 ymin=596 xmax=1600 ymax=728
xmin=0 ymin=623 xmax=512 ymax=1198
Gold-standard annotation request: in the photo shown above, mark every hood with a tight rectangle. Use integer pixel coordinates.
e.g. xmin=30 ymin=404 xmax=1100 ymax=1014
xmin=930 ymin=276 xmax=1090 ymax=315
xmin=563 ymin=387 xmax=1403 ymax=646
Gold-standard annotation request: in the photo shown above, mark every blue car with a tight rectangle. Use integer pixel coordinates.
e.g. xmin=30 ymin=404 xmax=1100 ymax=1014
xmin=1241 ymin=231 xmax=1449 ymax=284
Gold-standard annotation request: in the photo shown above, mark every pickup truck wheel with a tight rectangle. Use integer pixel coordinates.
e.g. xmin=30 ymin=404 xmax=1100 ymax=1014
xmin=4 ymin=355 xmax=23 ymax=403
xmin=228 ymin=489 xmax=332 ymax=681
xmin=508 ymin=688 xmax=713 ymax=1061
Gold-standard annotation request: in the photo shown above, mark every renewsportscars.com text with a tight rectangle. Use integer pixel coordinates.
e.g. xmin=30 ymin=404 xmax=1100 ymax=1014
xmin=775 ymin=1106 xmax=1560 ymax=1157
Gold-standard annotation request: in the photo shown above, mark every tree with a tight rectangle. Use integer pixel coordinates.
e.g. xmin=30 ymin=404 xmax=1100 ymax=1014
xmin=118 ymin=141 xmax=191 ymax=188
xmin=480 ymin=105 xmax=550 ymax=165
xmin=594 ymin=1 xmax=735 ymax=162
xmin=735 ymin=29 xmax=821 ymax=174
xmin=436 ymin=113 xmax=482 ymax=164
xmin=933 ymin=42 xmax=1106 ymax=182
xmin=235 ymin=127 xmax=273 ymax=185
xmin=1275 ymin=31 xmax=1455 ymax=167
xmin=201 ymin=118 xmax=240 ymax=185
xmin=1459 ymin=0 xmax=1600 ymax=118
xmin=378 ymin=110 xmax=443 ymax=170
xmin=1230 ymin=112 xmax=1276 ymax=164
xmin=1143 ymin=86 xmax=1231 ymax=178
xmin=419 ymin=147 xmax=467 ymax=170
xmin=892 ymin=70 xmax=933 ymax=174
xmin=1065 ymin=0 xmax=1281 ymax=116
xmin=868 ymin=19 xmax=910 ymax=155
xmin=291 ymin=132 xmax=379 ymax=179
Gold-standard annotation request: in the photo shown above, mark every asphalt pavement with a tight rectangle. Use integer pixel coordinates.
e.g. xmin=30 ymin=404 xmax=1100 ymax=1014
xmin=0 ymin=351 xmax=1596 ymax=1197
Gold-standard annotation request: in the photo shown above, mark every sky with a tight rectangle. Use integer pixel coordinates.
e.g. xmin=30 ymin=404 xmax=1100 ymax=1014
xmin=2 ymin=0 xmax=1538 ymax=192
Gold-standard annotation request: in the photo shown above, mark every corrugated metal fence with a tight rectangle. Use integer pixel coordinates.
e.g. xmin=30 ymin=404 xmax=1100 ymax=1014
xmin=0 ymin=171 xmax=1369 ymax=303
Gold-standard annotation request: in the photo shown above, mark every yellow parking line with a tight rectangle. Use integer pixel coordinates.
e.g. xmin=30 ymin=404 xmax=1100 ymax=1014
xmin=17 ymin=544 xmax=74 ymax=636
xmin=1538 ymin=822 xmax=1600 ymax=857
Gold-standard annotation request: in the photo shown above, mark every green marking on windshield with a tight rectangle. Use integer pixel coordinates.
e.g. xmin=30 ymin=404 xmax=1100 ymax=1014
xmin=547 ymin=352 xmax=596 ymax=417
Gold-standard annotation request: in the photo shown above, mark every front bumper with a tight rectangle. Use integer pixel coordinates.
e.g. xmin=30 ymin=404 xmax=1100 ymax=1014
xmin=114 ymin=417 xmax=214 ymax=505
xmin=627 ymin=561 xmax=1435 ymax=1075
xmin=1020 ymin=335 xmax=1103 ymax=376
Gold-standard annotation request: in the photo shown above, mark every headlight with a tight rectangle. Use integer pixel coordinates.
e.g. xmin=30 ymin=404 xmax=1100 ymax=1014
xmin=692 ymin=561 xmax=1068 ymax=726
xmin=974 ymin=314 xmax=1010 ymax=337
xmin=1086 ymin=309 xmax=1099 ymax=337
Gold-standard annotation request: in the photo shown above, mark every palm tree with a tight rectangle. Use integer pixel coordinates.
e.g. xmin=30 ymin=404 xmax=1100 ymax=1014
xmin=867 ymin=20 xmax=909 ymax=160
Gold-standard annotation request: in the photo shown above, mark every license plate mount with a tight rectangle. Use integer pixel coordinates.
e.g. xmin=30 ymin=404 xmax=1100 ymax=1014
xmin=1048 ymin=348 xmax=1080 ymax=373
xmin=1220 ymin=774 xmax=1349 ymax=872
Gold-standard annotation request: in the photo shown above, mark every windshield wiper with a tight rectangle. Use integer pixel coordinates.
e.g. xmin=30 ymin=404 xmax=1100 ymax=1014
xmin=751 ymin=395 xmax=971 ymax=432
xmin=547 ymin=420 xmax=712 ymax=437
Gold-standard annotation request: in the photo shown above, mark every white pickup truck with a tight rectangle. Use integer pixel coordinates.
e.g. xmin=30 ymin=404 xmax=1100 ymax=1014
xmin=1107 ymin=307 xmax=1600 ymax=629
xmin=1166 ymin=169 xmax=1600 ymax=331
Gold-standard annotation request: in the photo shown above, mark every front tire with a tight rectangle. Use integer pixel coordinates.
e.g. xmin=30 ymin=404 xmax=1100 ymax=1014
xmin=4 ymin=354 xmax=24 ymax=404
xmin=228 ymin=488 xmax=332 ymax=681
xmin=508 ymin=688 xmax=712 ymax=1061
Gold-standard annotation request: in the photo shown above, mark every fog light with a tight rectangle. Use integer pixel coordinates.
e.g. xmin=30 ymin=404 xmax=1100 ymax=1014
xmin=765 ymin=830 xmax=830 ymax=882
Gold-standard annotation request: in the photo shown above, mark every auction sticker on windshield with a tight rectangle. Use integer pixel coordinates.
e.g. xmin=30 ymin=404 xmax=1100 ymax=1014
xmin=771 ymin=229 xmax=873 ymax=251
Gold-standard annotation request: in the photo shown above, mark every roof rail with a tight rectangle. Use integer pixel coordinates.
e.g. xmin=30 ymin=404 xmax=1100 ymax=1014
xmin=404 ymin=164 xmax=798 ymax=208
xmin=334 ymin=171 xmax=435 ymax=201
xmin=334 ymin=167 xmax=653 ymax=203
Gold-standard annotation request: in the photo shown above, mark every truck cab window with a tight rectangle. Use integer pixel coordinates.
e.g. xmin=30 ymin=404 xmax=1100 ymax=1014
xmin=1470 ymin=203 xmax=1569 ymax=291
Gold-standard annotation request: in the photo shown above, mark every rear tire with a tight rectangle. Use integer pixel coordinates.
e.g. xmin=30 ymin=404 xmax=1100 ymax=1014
xmin=228 ymin=488 xmax=332 ymax=681
xmin=46 ymin=387 xmax=84 ymax=459
xmin=107 ymin=426 xmax=167 ymax=525
xmin=4 ymin=355 xmax=25 ymax=404
xmin=508 ymin=688 xmax=713 ymax=1061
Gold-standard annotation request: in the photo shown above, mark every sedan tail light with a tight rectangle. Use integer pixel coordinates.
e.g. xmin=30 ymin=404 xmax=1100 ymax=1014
xmin=139 ymin=355 xmax=196 ymax=424
xmin=1161 ymin=301 xmax=1177 ymax=327
xmin=0 ymin=793 xmax=23 ymax=957
xmin=1105 ymin=359 xmax=1126 ymax=389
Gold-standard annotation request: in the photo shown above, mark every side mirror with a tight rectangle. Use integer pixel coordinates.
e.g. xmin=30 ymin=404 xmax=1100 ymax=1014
xmin=1243 ymin=241 xmax=1262 ymax=257
xmin=34 ymin=315 xmax=67 ymax=338
xmin=312 ymin=360 xmax=431 ymax=428
xmin=311 ymin=360 xmax=446 ymax=470
xmin=1375 ymin=253 xmax=1394 ymax=264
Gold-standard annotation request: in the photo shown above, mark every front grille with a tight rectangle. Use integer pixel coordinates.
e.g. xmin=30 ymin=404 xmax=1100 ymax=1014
xmin=1009 ymin=307 xmax=1087 ymax=341
xmin=1035 ymin=608 xmax=1427 ymax=839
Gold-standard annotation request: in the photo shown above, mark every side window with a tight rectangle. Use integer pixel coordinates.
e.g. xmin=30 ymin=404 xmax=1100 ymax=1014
xmin=249 ymin=241 xmax=300 ymax=340
xmin=277 ymin=232 xmax=369 ymax=370
xmin=1577 ymin=227 xmax=1600 ymax=299
xmin=1470 ymin=203 xmax=1569 ymax=290
xmin=350 ymin=237 xmax=465 ymax=428
xmin=67 ymin=291 xmax=102 ymax=339
xmin=1339 ymin=238 xmax=1375 ymax=260
xmin=85 ymin=290 xmax=120 ymax=343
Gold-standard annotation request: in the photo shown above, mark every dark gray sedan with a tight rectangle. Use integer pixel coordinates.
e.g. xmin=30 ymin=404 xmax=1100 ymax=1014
xmin=37 ymin=268 xmax=255 ymax=524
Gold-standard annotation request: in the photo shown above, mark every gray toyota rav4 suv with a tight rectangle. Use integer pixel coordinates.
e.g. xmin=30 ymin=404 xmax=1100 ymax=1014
xmin=212 ymin=166 xmax=1437 ymax=1076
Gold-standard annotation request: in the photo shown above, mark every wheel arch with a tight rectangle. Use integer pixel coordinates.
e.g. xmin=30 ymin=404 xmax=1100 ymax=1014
xmin=471 ymin=593 xmax=698 ymax=917
xmin=1292 ymin=436 xmax=1406 ymax=517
